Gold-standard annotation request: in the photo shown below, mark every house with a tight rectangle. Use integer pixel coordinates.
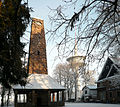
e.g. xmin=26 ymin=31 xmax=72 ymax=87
xmin=82 ymin=85 xmax=97 ymax=102
xmin=97 ymin=57 xmax=120 ymax=103
xmin=13 ymin=74 xmax=65 ymax=107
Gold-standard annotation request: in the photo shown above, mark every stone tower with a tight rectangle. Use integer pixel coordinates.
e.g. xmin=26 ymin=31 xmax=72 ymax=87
xmin=28 ymin=18 xmax=47 ymax=74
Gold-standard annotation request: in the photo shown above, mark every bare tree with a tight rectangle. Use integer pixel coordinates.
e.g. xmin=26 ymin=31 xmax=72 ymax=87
xmin=53 ymin=63 xmax=75 ymax=100
xmin=53 ymin=62 xmax=96 ymax=100
xmin=81 ymin=70 xmax=96 ymax=86
xmin=47 ymin=0 xmax=120 ymax=61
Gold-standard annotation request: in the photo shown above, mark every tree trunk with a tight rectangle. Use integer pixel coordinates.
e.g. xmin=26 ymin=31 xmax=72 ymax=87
xmin=75 ymin=80 xmax=77 ymax=101
xmin=67 ymin=89 xmax=70 ymax=100
xmin=7 ymin=89 xmax=11 ymax=107
xmin=1 ymin=87 xmax=5 ymax=107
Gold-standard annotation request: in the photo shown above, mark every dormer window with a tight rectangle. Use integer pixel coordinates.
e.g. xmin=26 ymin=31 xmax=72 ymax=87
xmin=85 ymin=90 xmax=87 ymax=94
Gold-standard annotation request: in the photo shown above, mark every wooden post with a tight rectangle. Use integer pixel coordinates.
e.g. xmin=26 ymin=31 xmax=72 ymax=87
xmin=48 ymin=91 xmax=51 ymax=106
xmin=53 ymin=93 xmax=55 ymax=102
xmin=32 ymin=90 xmax=36 ymax=107
xmin=14 ymin=90 xmax=18 ymax=107
xmin=62 ymin=91 xmax=65 ymax=106
xmin=57 ymin=91 xmax=59 ymax=102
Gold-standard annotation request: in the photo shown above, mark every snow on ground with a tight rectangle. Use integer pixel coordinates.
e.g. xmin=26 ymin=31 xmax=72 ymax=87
xmin=65 ymin=103 xmax=120 ymax=107
xmin=2 ymin=103 xmax=120 ymax=107
xmin=3 ymin=106 xmax=14 ymax=107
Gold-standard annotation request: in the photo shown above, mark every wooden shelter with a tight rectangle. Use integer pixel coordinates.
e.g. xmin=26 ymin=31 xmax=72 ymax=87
xmin=13 ymin=74 xmax=65 ymax=107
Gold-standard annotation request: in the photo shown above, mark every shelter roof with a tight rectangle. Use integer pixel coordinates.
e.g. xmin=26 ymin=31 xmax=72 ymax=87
xmin=13 ymin=74 xmax=65 ymax=90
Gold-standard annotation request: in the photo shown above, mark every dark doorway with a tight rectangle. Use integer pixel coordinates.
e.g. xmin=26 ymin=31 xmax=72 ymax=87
xmin=37 ymin=97 xmax=42 ymax=106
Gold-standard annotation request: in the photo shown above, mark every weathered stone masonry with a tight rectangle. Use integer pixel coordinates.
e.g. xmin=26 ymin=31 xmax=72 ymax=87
xmin=28 ymin=18 xmax=47 ymax=74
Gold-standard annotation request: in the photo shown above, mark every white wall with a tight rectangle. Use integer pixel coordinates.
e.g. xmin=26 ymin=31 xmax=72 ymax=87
xmin=82 ymin=87 xmax=97 ymax=100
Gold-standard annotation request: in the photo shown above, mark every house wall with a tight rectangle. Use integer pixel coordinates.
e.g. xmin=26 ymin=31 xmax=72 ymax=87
xmin=82 ymin=87 xmax=97 ymax=102
xmin=97 ymin=80 xmax=120 ymax=103
xmin=107 ymin=89 xmax=120 ymax=103
xmin=97 ymin=81 xmax=107 ymax=102
xmin=83 ymin=87 xmax=90 ymax=97
xmin=90 ymin=90 xmax=97 ymax=99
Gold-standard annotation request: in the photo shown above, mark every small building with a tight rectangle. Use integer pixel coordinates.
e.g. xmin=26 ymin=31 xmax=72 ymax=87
xmin=82 ymin=85 xmax=97 ymax=102
xmin=97 ymin=57 xmax=120 ymax=103
xmin=13 ymin=74 xmax=65 ymax=107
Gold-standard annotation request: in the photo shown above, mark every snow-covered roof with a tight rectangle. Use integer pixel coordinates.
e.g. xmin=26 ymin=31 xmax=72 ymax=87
xmin=13 ymin=74 xmax=65 ymax=90
xmin=97 ymin=74 xmax=120 ymax=83
xmin=98 ymin=57 xmax=120 ymax=82
xmin=82 ymin=85 xmax=97 ymax=90
xmin=111 ymin=57 xmax=120 ymax=67
xmin=87 ymin=85 xmax=97 ymax=89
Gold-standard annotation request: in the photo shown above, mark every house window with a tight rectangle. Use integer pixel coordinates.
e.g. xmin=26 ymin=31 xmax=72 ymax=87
xmin=17 ymin=94 xmax=27 ymax=103
xmin=109 ymin=92 xmax=112 ymax=98
xmin=117 ymin=92 xmax=120 ymax=98
xmin=85 ymin=90 xmax=87 ymax=94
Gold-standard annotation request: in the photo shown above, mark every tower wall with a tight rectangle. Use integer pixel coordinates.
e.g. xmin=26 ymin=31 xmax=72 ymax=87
xmin=28 ymin=18 xmax=47 ymax=74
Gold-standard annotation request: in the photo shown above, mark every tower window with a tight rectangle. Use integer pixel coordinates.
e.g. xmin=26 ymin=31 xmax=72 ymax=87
xmin=37 ymin=51 xmax=40 ymax=55
xmin=85 ymin=90 xmax=87 ymax=94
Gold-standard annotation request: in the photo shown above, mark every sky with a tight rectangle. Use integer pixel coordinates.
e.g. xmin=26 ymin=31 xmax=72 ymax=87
xmin=24 ymin=0 xmax=66 ymax=76
xmin=23 ymin=0 xmax=104 ymax=77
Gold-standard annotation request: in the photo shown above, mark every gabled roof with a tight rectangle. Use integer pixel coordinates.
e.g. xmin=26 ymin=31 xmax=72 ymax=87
xmin=82 ymin=85 xmax=97 ymax=90
xmin=98 ymin=57 xmax=120 ymax=82
xmin=98 ymin=57 xmax=113 ymax=81
xmin=13 ymin=74 xmax=65 ymax=90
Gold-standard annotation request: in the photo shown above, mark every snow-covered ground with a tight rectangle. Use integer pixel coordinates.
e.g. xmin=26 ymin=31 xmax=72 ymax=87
xmin=3 ymin=106 xmax=14 ymax=107
xmin=65 ymin=103 xmax=120 ymax=107
xmin=1 ymin=102 xmax=120 ymax=107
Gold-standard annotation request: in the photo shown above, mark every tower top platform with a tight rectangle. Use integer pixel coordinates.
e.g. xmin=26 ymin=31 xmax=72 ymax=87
xmin=67 ymin=55 xmax=86 ymax=67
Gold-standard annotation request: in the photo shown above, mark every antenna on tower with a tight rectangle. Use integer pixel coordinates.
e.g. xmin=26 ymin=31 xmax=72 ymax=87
xmin=74 ymin=24 xmax=77 ymax=56
xmin=27 ymin=0 xmax=28 ymax=7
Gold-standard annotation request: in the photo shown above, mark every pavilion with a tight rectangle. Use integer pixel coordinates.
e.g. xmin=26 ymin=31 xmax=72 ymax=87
xmin=13 ymin=74 xmax=65 ymax=107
